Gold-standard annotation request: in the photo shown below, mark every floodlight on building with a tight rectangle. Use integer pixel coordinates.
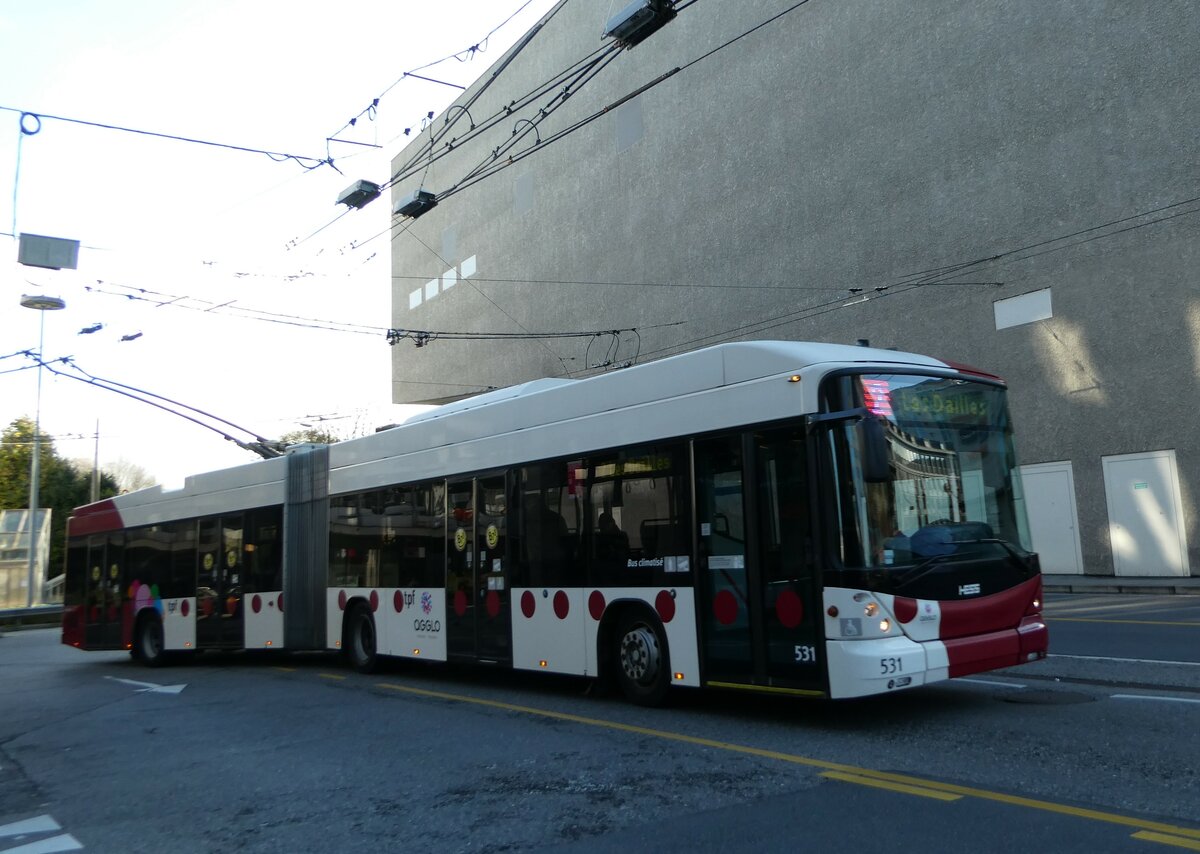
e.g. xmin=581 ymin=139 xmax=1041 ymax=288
xmin=393 ymin=189 xmax=438 ymax=219
xmin=604 ymin=0 xmax=676 ymax=48
xmin=18 ymin=234 xmax=80 ymax=270
xmin=336 ymin=179 xmax=382 ymax=209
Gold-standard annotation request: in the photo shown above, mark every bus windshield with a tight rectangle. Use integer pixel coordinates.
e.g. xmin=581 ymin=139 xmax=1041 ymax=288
xmin=825 ymin=372 xmax=1033 ymax=591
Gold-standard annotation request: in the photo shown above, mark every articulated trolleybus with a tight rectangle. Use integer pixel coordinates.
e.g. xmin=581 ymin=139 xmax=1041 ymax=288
xmin=63 ymin=341 xmax=1047 ymax=704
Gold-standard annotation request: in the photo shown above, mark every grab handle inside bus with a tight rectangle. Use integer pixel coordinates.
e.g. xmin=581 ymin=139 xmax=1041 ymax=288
xmin=806 ymin=407 xmax=891 ymax=483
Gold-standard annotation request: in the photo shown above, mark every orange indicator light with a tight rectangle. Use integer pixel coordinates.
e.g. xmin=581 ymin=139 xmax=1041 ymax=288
xmin=265 ymin=641 xmax=273 ymax=647
xmin=788 ymin=375 xmax=801 ymax=383
xmin=673 ymin=672 xmax=685 ymax=681
xmin=335 ymin=640 xmax=342 ymax=648
xmin=412 ymin=648 xmax=421 ymax=655
xmin=185 ymin=642 xmax=192 ymax=648
xmin=539 ymin=660 xmax=548 ymax=667
xmin=124 ymin=643 xmax=132 ymax=650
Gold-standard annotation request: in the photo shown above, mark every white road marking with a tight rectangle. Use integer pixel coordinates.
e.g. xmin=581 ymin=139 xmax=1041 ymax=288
xmin=3 ymin=834 xmax=83 ymax=854
xmin=1110 ymin=694 xmax=1200 ymax=706
xmin=103 ymin=676 xmax=187 ymax=694
xmin=0 ymin=816 xmax=81 ymax=853
xmin=955 ymin=677 xmax=1027 ymax=689
xmin=0 ymin=817 xmax=60 ymax=838
xmin=1049 ymin=653 xmax=1200 ymax=667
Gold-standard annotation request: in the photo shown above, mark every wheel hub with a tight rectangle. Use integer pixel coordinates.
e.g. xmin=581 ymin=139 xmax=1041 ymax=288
xmin=619 ymin=626 xmax=660 ymax=683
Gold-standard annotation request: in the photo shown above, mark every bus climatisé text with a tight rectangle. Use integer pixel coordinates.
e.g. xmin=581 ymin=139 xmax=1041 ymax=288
xmin=62 ymin=341 xmax=1047 ymax=704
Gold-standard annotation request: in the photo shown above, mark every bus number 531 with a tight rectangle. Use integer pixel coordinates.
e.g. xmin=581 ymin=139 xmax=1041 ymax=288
xmin=794 ymin=645 xmax=817 ymax=663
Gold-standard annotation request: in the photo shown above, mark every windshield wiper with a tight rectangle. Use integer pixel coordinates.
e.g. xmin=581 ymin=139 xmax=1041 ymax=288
xmin=893 ymin=553 xmax=958 ymax=589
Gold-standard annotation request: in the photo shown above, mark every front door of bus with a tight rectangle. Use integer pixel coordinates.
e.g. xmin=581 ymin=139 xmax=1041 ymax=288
xmin=446 ymin=475 xmax=511 ymax=663
xmin=196 ymin=515 xmax=244 ymax=648
xmin=84 ymin=533 xmax=123 ymax=649
xmin=695 ymin=431 xmax=823 ymax=692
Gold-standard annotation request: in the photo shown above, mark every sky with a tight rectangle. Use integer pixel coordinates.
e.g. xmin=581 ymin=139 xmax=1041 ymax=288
xmin=0 ymin=0 xmax=559 ymax=488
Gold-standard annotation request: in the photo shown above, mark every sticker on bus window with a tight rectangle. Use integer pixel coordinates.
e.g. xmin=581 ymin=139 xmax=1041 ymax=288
xmin=486 ymin=524 xmax=499 ymax=548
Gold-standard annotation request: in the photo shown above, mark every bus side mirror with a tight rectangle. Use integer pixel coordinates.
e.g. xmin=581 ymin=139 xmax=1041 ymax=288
xmin=859 ymin=415 xmax=891 ymax=483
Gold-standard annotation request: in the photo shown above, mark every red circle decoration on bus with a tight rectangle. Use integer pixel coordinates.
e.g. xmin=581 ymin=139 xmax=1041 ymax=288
xmin=251 ymin=594 xmax=262 ymax=614
xmin=277 ymin=593 xmax=283 ymax=612
xmin=775 ymin=589 xmax=803 ymax=628
xmin=893 ymin=596 xmax=918 ymax=624
xmin=486 ymin=590 xmax=501 ymax=618
xmin=337 ymin=590 xmax=347 ymax=610
xmin=394 ymin=591 xmax=404 ymax=613
xmin=588 ymin=591 xmax=606 ymax=621
xmin=369 ymin=590 xmax=379 ymax=612
xmin=521 ymin=590 xmax=536 ymax=619
xmin=553 ymin=590 xmax=570 ymax=620
xmin=181 ymin=599 xmax=190 ymax=617
xmin=655 ymin=590 xmax=676 ymax=623
xmin=713 ymin=590 xmax=738 ymax=625
xmin=454 ymin=589 xmax=468 ymax=617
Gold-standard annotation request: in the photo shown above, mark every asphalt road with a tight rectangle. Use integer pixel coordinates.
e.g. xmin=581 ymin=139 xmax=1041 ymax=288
xmin=1 ymin=594 xmax=1197 ymax=853
xmin=1043 ymin=593 xmax=1200 ymax=663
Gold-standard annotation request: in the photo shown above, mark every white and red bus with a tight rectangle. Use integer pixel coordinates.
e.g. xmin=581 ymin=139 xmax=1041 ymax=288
xmin=62 ymin=340 xmax=1047 ymax=703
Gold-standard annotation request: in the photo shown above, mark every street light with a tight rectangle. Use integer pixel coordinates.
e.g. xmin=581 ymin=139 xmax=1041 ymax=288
xmin=20 ymin=293 xmax=66 ymax=607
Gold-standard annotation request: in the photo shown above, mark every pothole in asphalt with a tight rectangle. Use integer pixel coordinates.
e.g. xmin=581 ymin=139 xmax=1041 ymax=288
xmin=999 ymin=689 xmax=1098 ymax=705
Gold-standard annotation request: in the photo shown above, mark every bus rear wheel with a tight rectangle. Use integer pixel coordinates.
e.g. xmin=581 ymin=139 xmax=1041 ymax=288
xmin=345 ymin=604 xmax=378 ymax=673
xmin=614 ymin=611 xmax=670 ymax=707
xmin=133 ymin=614 xmax=167 ymax=668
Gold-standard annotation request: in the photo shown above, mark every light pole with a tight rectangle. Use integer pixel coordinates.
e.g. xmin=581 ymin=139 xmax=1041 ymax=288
xmin=20 ymin=293 xmax=66 ymax=607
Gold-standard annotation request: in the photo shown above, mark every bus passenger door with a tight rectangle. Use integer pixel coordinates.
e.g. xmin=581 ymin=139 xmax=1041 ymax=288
xmin=445 ymin=476 xmax=512 ymax=663
xmin=85 ymin=534 xmax=123 ymax=649
xmin=196 ymin=515 xmax=244 ymax=648
xmin=695 ymin=437 xmax=757 ymax=682
xmin=753 ymin=427 xmax=823 ymax=690
xmin=695 ymin=431 xmax=823 ymax=693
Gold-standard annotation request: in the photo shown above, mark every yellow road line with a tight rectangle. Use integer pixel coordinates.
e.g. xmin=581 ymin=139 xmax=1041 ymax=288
xmin=373 ymin=680 xmax=1200 ymax=841
xmin=272 ymin=666 xmax=296 ymax=672
xmin=820 ymin=770 xmax=961 ymax=801
xmin=318 ymin=672 xmax=347 ymax=681
xmin=1133 ymin=831 xmax=1200 ymax=851
xmin=1047 ymin=617 xmax=1200 ymax=627
xmin=707 ymin=680 xmax=825 ymax=697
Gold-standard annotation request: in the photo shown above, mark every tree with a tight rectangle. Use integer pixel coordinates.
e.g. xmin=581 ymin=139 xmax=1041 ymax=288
xmin=279 ymin=427 xmax=339 ymax=445
xmin=0 ymin=417 xmax=120 ymax=579
xmin=71 ymin=457 xmax=157 ymax=494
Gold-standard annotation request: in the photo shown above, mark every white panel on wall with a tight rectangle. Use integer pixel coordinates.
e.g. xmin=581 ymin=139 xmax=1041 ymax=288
xmin=443 ymin=269 xmax=458 ymax=291
xmin=994 ymin=288 xmax=1052 ymax=330
xmin=408 ymin=288 xmax=422 ymax=309
xmin=1102 ymin=450 xmax=1189 ymax=577
xmin=424 ymin=279 xmax=438 ymax=300
xmin=461 ymin=255 xmax=476 ymax=279
xmin=1019 ymin=461 xmax=1084 ymax=574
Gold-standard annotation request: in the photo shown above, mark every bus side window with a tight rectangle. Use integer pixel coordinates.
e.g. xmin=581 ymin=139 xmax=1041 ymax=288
xmin=517 ymin=462 xmax=580 ymax=588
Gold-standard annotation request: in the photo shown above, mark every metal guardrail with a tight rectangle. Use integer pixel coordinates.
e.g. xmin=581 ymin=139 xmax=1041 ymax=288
xmin=0 ymin=605 xmax=63 ymax=630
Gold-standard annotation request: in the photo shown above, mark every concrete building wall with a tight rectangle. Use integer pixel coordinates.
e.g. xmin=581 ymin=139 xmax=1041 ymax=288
xmin=389 ymin=0 xmax=1199 ymax=577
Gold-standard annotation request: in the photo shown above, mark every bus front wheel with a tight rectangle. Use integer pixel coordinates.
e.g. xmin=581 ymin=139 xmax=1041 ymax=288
xmin=614 ymin=611 xmax=670 ymax=707
xmin=345 ymin=604 xmax=378 ymax=673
